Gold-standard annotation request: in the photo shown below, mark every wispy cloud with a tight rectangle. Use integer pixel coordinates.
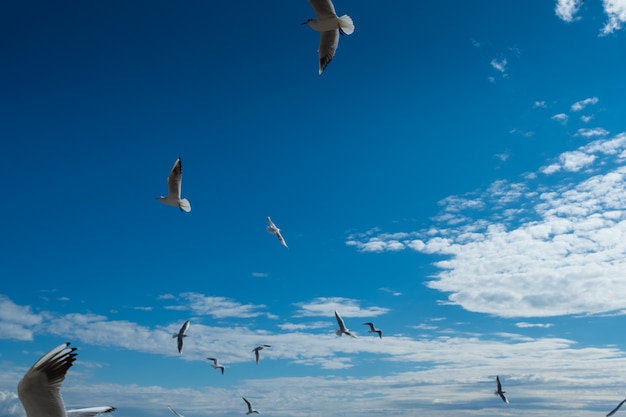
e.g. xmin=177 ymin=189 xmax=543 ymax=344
xmin=601 ymin=0 xmax=626 ymax=35
xmin=490 ymin=58 xmax=507 ymax=73
xmin=576 ymin=127 xmax=610 ymax=138
xmin=294 ymin=297 xmax=389 ymax=318
xmin=551 ymin=113 xmax=568 ymax=125
xmin=0 ymin=295 xmax=43 ymax=341
xmin=164 ymin=292 xmax=276 ymax=319
xmin=515 ymin=322 xmax=554 ymax=328
xmin=571 ymin=97 xmax=599 ymax=112
xmin=534 ymin=101 xmax=547 ymax=108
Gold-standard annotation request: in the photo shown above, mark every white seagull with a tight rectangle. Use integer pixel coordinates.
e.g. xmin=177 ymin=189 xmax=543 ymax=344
xmin=173 ymin=320 xmax=190 ymax=354
xmin=206 ymin=357 xmax=225 ymax=374
xmin=266 ymin=217 xmax=288 ymax=248
xmin=495 ymin=376 xmax=509 ymax=404
xmin=252 ymin=344 xmax=272 ymax=365
xmin=167 ymin=405 xmax=185 ymax=417
xmin=156 ymin=157 xmax=191 ymax=212
xmin=302 ymin=0 xmax=354 ymax=74
xmin=242 ymin=397 xmax=259 ymax=415
xmin=334 ymin=310 xmax=356 ymax=338
xmin=362 ymin=322 xmax=382 ymax=339
xmin=17 ymin=342 xmax=116 ymax=417
xmin=607 ymin=398 xmax=626 ymax=417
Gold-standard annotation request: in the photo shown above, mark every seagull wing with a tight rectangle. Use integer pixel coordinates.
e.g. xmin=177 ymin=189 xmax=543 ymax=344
xmin=67 ymin=407 xmax=116 ymax=417
xmin=207 ymin=357 xmax=218 ymax=365
xmin=499 ymin=393 xmax=509 ymax=404
xmin=275 ymin=230 xmax=288 ymax=248
xmin=242 ymin=397 xmax=253 ymax=412
xmin=18 ymin=342 xmax=77 ymax=417
xmin=607 ymin=398 xmax=626 ymax=417
xmin=179 ymin=320 xmax=190 ymax=335
xmin=177 ymin=335 xmax=184 ymax=353
xmin=318 ymin=30 xmax=338 ymax=75
xmin=167 ymin=158 xmax=183 ymax=199
xmin=363 ymin=322 xmax=375 ymax=331
xmin=496 ymin=376 xmax=502 ymax=392
xmin=267 ymin=216 xmax=276 ymax=229
xmin=334 ymin=311 xmax=347 ymax=331
xmin=254 ymin=349 xmax=260 ymax=364
xmin=308 ymin=0 xmax=337 ymax=19
xmin=167 ymin=405 xmax=184 ymax=417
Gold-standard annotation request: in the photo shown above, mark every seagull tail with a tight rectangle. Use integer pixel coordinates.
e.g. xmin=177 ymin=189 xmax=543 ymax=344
xmin=179 ymin=199 xmax=191 ymax=213
xmin=338 ymin=15 xmax=354 ymax=35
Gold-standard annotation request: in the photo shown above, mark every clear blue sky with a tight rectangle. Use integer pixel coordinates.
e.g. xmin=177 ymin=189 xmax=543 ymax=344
xmin=2 ymin=1 xmax=626 ymax=416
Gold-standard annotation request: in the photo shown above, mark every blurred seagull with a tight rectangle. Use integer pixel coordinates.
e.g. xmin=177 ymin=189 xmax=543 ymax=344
xmin=266 ymin=217 xmax=287 ymax=248
xmin=207 ymin=357 xmax=225 ymax=374
xmin=173 ymin=320 xmax=190 ymax=354
xmin=362 ymin=322 xmax=382 ymax=339
xmin=495 ymin=376 xmax=509 ymax=404
xmin=607 ymin=398 xmax=626 ymax=417
xmin=167 ymin=405 xmax=184 ymax=417
xmin=252 ymin=344 xmax=272 ymax=365
xmin=67 ymin=408 xmax=116 ymax=417
xmin=18 ymin=342 xmax=116 ymax=417
xmin=302 ymin=0 xmax=354 ymax=74
xmin=242 ymin=397 xmax=259 ymax=415
xmin=334 ymin=310 xmax=356 ymax=338
xmin=157 ymin=157 xmax=191 ymax=212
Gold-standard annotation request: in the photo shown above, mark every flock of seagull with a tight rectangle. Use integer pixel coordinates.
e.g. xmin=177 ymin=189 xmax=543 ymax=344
xmin=11 ymin=1 xmax=626 ymax=416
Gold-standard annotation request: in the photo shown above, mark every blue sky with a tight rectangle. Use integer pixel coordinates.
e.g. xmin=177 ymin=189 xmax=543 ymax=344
xmin=2 ymin=0 xmax=626 ymax=416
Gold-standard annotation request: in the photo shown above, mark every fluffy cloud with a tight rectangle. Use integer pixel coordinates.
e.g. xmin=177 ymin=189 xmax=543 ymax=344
xmin=347 ymin=133 xmax=626 ymax=318
xmin=0 ymin=295 xmax=43 ymax=341
xmin=571 ymin=97 xmax=599 ymax=112
xmin=555 ymin=0 xmax=584 ymax=22
xmin=601 ymin=0 xmax=626 ymax=34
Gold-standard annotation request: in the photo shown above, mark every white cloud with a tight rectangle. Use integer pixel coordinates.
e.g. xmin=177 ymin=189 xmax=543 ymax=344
xmin=0 ymin=295 xmax=43 ymax=341
xmin=576 ymin=127 xmax=610 ymax=138
xmin=534 ymin=101 xmax=547 ymax=108
xmin=165 ymin=292 xmax=275 ymax=319
xmin=555 ymin=0 xmax=584 ymax=22
xmin=601 ymin=0 xmax=626 ymax=34
xmin=551 ymin=113 xmax=568 ymax=125
xmin=294 ymin=297 xmax=389 ymax=318
xmin=515 ymin=322 xmax=554 ymax=328
xmin=571 ymin=97 xmax=599 ymax=112
xmin=251 ymin=272 xmax=269 ymax=278
xmin=581 ymin=115 xmax=594 ymax=123
xmin=346 ymin=133 xmax=626 ymax=318
xmin=490 ymin=58 xmax=507 ymax=73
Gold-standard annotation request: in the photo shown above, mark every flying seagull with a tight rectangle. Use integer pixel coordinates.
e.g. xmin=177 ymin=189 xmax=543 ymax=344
xmin=302 ymin=0 xmax=354 ymax=74
xmin=334 ymin=310 xmax=356 ymax=338
xmin=167 ymin=405 xmax=185 ymax=417
xmin=607 ymin=398 xmax=626 ymax=417
xmin=18 ymin=342 xmax=115 ymax=417
xmin=495 ymin=376 xmax=509 ymax=404
xmin=173 ymin=320 xmax=190 ymax=353
xmin=207 ymin=357 xmax=225 ymax=374
xmin=252 ymin=344 xmax=272 ymax=365
xmin=156 ymin=157 xmax=191 ymax=212
xmin=67 ymin=407 xmax=116 ymax=417
xmin=266 ymin=216 xmax=288 ymax=248
xmin=242 ymin=397 xmax=259 ymax=414
xmin=362 ymin=322 xmax=382 ymax=339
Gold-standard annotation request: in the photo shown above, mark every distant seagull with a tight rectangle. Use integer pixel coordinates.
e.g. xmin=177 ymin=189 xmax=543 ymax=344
xmin=607 ymin=398 xmax=626 ymax=417
xmin=156 ymin=157 xmax=191 ymax=212
xmin=167 ymin=405 xmax=185 ymax=417
xmin=266 ymin=217 xmax=288 ymax=248
xmin=495 ymin=376 xmax=509 ymax=404
xmin=67 ymin=407 xmax=116 ymax=417
xmin=207 ymin=357 xmax=225 ymax=374
xmin=334 ymin=310 xmax=356 ymax=338
xmin=302 ymin=0 xmax=354 ymax=74
xmin=242 ymin=397 xmax=260 ymax=414
xmin=362 ymin=322 xmax=382 ymax=339
xmin=173 ymin=320 xmax=190 ymax=353
xmin=18 ymin=342 xmax=116 ymax=417
xmin=252 ymin=344 xmax=272 ymax=364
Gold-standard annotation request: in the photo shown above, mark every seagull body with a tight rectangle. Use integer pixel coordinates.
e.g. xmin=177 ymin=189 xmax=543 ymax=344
xmin=362 ymin=322 xmax=382 ymax=339
xmin=173 ymin=320 xmax=190 ymax=354
xmin=266 ymin=217 xmax=287 ymax=248
xmin=607 ymin=398 xmax=626 ymax=417
xmin=157 ymin=157 xmax=191 ymax=212
xmin=17 ymin=342 xmax=115 ymax=417
xmin=302 ymin=0 xmax=354 ymax=74
xmin=207 ymin=357 xmax=225 ymax=374
xmin=167 ymin=405 xmax=184 ymax=417
xmin=67 ymin=407 xmax=116 ymax=417
xmin=334 ymin=310 xmax=356 ymax=338
xmin=252 ymin=344 xmax=272 ymax=365
xmin=495 ymin=376 xmax=509 ymax=404
xmin=242 ymin=397 xmax=259 ymax=414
